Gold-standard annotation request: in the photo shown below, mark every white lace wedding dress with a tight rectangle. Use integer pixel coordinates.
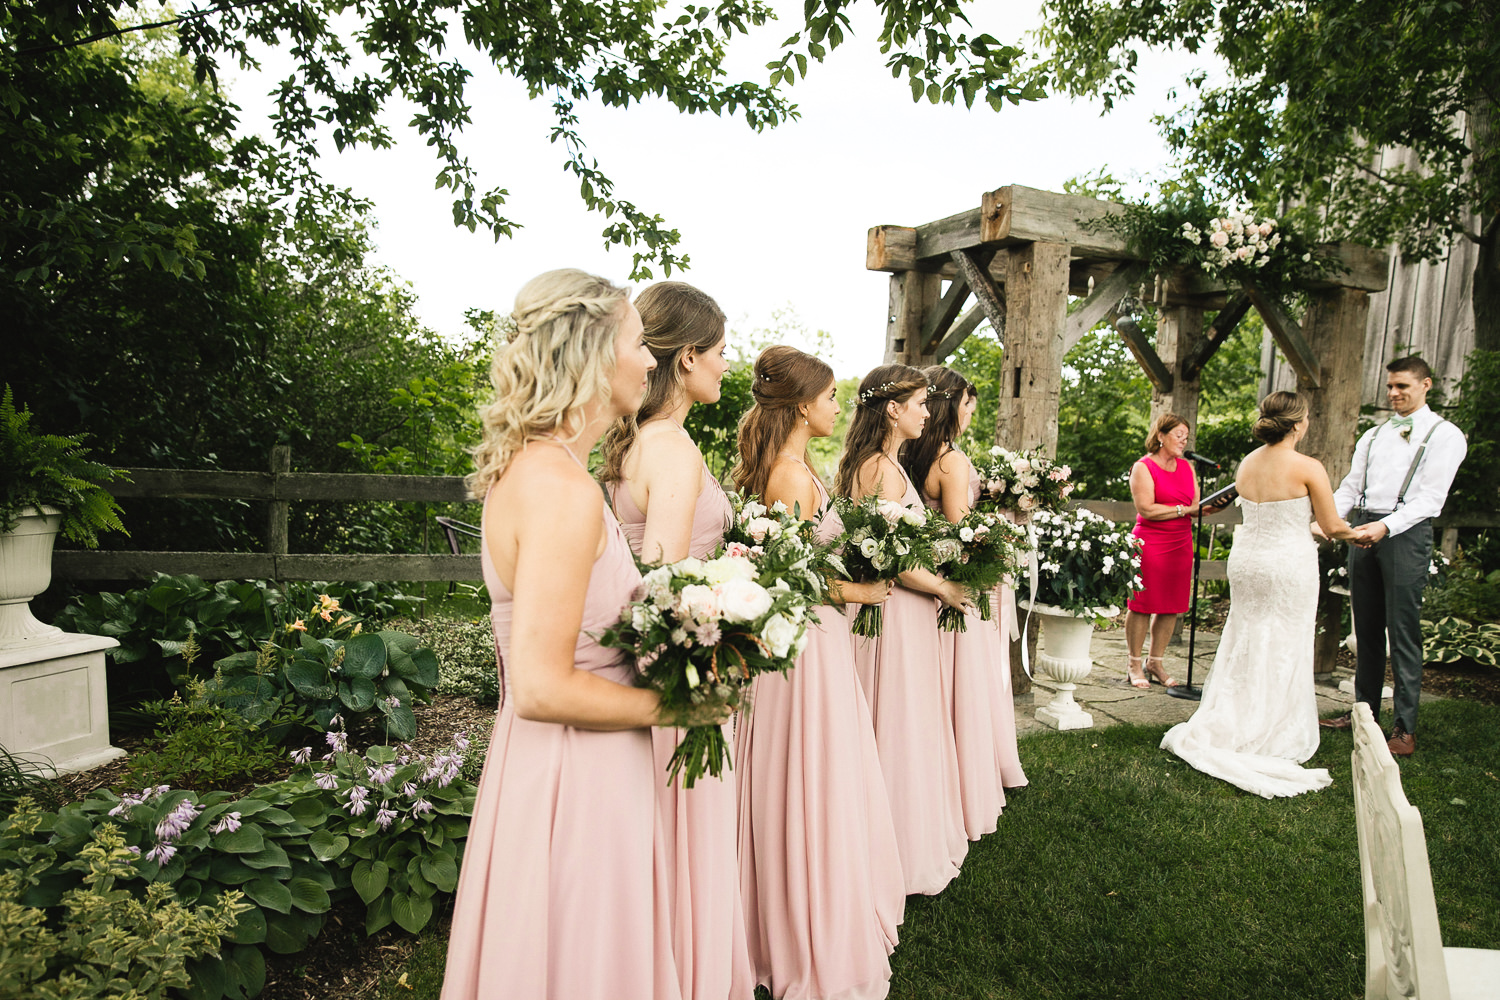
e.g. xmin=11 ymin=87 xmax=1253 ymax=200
xmin=1160 ymin=496 xmax=1333 ymax=799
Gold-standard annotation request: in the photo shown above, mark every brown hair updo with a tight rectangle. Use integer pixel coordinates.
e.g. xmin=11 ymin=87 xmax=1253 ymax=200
xmin=1145 ymin=412 xmax=1188 ymax=454
xmin=1252 ymin=391 xmax=1309 ymax=444
xmin=598 ymin=281 xmax=726 ymax=484
xmin=834 ymin=363 xmax=929 ymax=498
xmin=730 ymin=346 xmax=835 ymax=502
xmin=903 ymin=366 xmax=977 ymax=503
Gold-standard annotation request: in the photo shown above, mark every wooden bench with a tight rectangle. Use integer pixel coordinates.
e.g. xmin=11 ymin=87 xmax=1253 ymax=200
xmin=1351 ymin=703 xmax=1500 ymax=999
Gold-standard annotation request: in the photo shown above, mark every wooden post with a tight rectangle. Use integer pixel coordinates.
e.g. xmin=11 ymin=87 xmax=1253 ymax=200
xmin=268 ymin=445 xmax=290 ymax=582
xmin=1149 ymin=305 xmax=1205 ymax=446
xmin=992 ymin=241 xmax=1070 ymax=455
xmin=1298 ymin=287 xmax=1372 ymax=676
xmin=884 ymin=270 xmax=941 ymax=366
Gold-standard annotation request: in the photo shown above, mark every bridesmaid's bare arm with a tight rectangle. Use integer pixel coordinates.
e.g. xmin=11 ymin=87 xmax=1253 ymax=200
xmin=636 ymin=429 xmax=706 ymax=565
xmin=931 ymin=447 xmax=971 ymax=523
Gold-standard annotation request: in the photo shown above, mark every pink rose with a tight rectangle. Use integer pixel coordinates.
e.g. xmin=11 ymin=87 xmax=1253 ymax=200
xmin=1210 ymin=230 xmax=1230 ymax=248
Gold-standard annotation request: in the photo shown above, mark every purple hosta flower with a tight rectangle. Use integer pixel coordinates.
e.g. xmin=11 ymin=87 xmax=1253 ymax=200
xmin=344 ymin=785 xmax=371 ymax=816
xmin=110 ymin=784 xmax=173 ymax=817
xmin=453 ymin=731 xmax=470 ymax=753
xmin=692 ymin=621 xmax=722 ymax=647
xmin=374 ymin=803 xmax=399 ymax=830
xmin=127 ymin=845 xmax=141 ymax=855
xmin=291 ymin=747 xmax=313 ymax=765
xmin=401 ymin=782 xmax=418 ymax=798
xmin=325 ymin=730 xmax=348 ymax=754
xmin=368 ymin=762 xmax=397 ymax=786
xmin=411 ymin=798 xmax=435 ymax=818
xmin=156 ymin=799 xmax=202 ymax=841
xmin=384 ymin=695 xmax=402 ymax=709
xmin=314 ymin=771 xmax=340 ymax=791
xmin=422 ymin=754 xmax=462 ymax=788
xmin=145 ymin=842 xmax=177 ymax=865
xmin=210 ymin=811 xmax=243 ymax=835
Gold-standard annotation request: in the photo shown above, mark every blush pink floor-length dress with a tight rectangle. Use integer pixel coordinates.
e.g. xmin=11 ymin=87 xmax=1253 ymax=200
xmin=850 ymin=468 xmax=968 ymax=895
xmin=925 ymin=451 xmax=1027 ymax=840
xmin=441 ymin=483 xmax=679 ymax=1000
xmin=609 ymin=465 xmax=755 ymax=1000
xmin=736 ymin=473 xmax=906 ymax=1000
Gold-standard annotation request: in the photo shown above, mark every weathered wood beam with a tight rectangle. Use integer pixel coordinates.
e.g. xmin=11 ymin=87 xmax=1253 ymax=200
xmin=1243 ymin=281 xmax=1323 ymax=388
xmin=981 ymin=185 xmax=1128 ymax=258
xmin=1115 ymin=316 xmax=1174 ymax=394
xmin=884 ymin=269 xmax=941 ymax=365
xmin=52 ymin=551 xmax=482 ymax=582
xmin=920 ymin=272 xmax=974 ymax=356
xmin=1064 ymin=262 xmax=1146 ymax=353
xmin=867 ymin=225 xmax=917 ymax=272
xmin=950 ymin=248 xmax=1008 ymax=349
xmin=932 ymin=304 xmax=989 ymax=361
xmin=1182 ymin=292 xmax=1252 ymax=382
xmin=1308 ymin=242 xmax=1389 ymax=293
xmin=107 ymin=468 xmax=474 ymax=503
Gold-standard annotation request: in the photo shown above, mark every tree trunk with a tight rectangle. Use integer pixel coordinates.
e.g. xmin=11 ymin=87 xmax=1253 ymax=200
xmin=1471 ymin=89 xmax=1499 ymax=354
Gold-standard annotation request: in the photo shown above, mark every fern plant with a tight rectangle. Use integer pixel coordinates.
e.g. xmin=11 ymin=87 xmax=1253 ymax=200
xmin=1 ymin=384 xmax=128 ymax=546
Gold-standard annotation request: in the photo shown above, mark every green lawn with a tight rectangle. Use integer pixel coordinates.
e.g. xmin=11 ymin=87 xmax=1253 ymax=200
xmin=375 ymin=698 xmax=1500 ymax=1000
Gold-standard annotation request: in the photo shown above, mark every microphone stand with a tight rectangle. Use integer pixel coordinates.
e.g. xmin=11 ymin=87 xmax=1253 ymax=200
xmin=1168 ymin=457 xmax=1215 ymax=702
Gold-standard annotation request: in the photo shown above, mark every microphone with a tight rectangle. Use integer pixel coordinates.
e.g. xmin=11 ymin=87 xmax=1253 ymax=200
xmin=1185 ymin=451 xmax=1221 ymax=468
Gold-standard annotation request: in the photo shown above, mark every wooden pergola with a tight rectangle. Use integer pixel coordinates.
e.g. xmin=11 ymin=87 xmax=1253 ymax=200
xmin=868 ymin=185 xmax=1390 ymax=672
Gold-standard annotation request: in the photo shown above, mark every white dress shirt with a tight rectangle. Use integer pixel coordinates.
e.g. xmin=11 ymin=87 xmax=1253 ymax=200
xmin=1333 ymin=404 xmax=1468 ymax=538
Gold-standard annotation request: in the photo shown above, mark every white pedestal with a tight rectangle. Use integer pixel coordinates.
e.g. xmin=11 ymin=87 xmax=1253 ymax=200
xmin=0 ymin=632 xmax=125 ymax=776
xmin=1022 ymin=601 xmax=1115 ymax=732
xmin=1035 ymin=692 xmax=1095 ymax=731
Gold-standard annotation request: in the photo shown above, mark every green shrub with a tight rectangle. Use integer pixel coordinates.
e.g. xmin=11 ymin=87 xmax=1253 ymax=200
xmin=1422 ymin=616 xmax=1500 ymax=667
xmin=123 ymin=695 xmax=292 ymax=792
xmin=390 ymin=616 xmax=498 ymax=705
xmin=0 ymin=808 xmax=250 ymax=999
xmin=1422 ymin=554 xmax=1500 ymax=625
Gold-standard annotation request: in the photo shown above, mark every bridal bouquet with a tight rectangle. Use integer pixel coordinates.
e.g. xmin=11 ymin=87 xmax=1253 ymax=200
xmin=1027 ymin=507 xmax=1143 ymax=616
xmin=832 ymin=494 xmax=936 ymax=638
xmin=975 ymin=446 xmax=1075 ymax=517
xmin=929 ymin=510 xmax=1031 ymax=632
xmin=600 ymin=549 xmax=813 ymax=787
xmin=722 ymin=493 xmax=845 ymax=614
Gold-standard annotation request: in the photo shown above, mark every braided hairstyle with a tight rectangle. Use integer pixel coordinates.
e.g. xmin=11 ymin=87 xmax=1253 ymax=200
xmin=467 ymin=268 xmax=630 ymax=498
xmin=730 ymin=346 xmax=835 ymax=501
xmin=834 ymin=363 xmax=929 ymax=499
xmin=902 ymin=366 xmax=977 ymax=503
xmin=598 ymin=281 xmax=726 ymax=484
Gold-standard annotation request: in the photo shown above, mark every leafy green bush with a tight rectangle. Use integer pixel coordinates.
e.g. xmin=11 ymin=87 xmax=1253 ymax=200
xmin=123 ymin=695 xmax=292 ymax=792
xmin=1422 ymin=555 xmax=1500 ymax=625
xmin=390 ymin=616 xmax=498 ymax=705
xmin=208 ymin=594 xmax=439 ymax=740
xmin=1422 ymin=616 xmax=1500 ymax=667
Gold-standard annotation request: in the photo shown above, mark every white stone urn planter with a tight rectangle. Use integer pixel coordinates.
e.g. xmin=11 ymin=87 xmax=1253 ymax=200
xmin=0 ymin=505 xmax=64 ymax=649
xmin=1018 ymin=600 xmax=1119 ymax=731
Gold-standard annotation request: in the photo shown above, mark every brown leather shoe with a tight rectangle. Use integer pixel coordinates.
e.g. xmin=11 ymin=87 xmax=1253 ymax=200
xmin=1319 ymin=712 xmax=1353 ymax=730
xmin=1387 ymin=727 xmax=1415 ymax=757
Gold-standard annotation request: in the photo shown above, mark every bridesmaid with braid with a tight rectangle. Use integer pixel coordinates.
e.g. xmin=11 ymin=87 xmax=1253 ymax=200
xmin=903 ymin=366 xmax=1027 ymax=842
xmin=732 ymin=346 xmax=904 ymax=1000
xmin=838 ymin=364 xmax=970 ymax=896
xmin=598 ymin=282 xmax=753 ymax=1000
xmin=442 ymin=269 xmax=728 ymax=1000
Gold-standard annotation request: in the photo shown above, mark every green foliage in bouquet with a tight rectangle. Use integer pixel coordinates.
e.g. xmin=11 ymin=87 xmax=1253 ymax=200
xmin=1026 ymin=507 xmax=1143 ymax=617
xmin=930 ymin=509 xmax=1030 ymax=632
xmin=833 ymin=494 xmax=937 ymax=637
xmin=0 ymin=384 xmax=128 ymax=546
xmin=974 ymin=446 xmax=1076 ymax=517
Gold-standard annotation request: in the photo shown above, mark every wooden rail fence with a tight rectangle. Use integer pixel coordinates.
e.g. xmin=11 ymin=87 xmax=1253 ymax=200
xmin=50 ymin=449 xmax=1493 ymax=585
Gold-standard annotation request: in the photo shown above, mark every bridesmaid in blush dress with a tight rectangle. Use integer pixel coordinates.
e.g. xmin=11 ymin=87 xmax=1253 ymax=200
xmin=903 ymin=366 xmax=1027 ymax=841
xmin=731 ymin=346 xmax=905 ymax=1000
xmin=598 ymin=282 xmax=753 ymax=1000
xmin=837 ymin=364 xmax=971 ymax=896
xmin=441 ymin=270 xmax=728 ymax=1000
xmin=1123 ymin=413 xmax=1202 ymax=689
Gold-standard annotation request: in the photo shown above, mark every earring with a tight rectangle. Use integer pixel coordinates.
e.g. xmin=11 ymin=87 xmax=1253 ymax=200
xmin=804 ymin=417 xmax=809 ymax=426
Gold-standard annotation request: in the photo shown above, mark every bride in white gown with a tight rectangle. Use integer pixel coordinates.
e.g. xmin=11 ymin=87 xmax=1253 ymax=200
xmin=1161 ymin=392 xmax=1359 ymax=798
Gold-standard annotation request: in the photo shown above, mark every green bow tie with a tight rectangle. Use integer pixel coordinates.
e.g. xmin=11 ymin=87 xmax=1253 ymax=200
xmin=1389 ymin=414 xmax=1414 ymax=439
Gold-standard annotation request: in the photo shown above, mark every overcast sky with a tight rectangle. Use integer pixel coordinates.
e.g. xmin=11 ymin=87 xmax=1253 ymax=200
xmin=227 ymin=3 xmax=1206 ymax=377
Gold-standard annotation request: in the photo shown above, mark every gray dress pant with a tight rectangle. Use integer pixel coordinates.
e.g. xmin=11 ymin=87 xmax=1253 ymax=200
xmin=1348 ymin=511 xmax=1432 ymax=733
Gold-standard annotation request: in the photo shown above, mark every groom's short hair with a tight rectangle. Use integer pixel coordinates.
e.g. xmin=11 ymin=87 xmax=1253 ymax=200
xmin=1387 ymin=356 xmax=1433 ymax=382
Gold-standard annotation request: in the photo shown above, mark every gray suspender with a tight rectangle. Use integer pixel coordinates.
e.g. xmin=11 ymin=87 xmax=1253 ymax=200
xmin=1358 ymin=419 xmax=1445 ymax=510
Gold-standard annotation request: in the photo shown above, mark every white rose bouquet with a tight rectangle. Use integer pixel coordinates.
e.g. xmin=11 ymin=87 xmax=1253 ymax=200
xmin=1027 ymin=507 xmax=1143 ymax=616
xmin=929 ymin=510 xmax=1030 ymax=632
xmin=722 ymin=492 xmax=846 ymax=614
xmin=975 ymin=446 xmax=1075 ymax=518
xmin=599 ymin=549 xmax=813 ymax=787
xmin=832 ymin=494 xmax=937 ymax=638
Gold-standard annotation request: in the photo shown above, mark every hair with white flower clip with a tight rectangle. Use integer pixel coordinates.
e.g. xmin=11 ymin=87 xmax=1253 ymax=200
xmin=835 ymin=363 xmax=930 ymax=499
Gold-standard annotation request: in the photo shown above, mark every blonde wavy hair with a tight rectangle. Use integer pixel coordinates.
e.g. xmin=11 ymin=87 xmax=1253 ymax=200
xmin=467 ymin=269 xmax=631 ymax=498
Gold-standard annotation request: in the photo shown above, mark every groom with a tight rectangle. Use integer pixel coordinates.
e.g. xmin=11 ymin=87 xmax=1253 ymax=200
xmin=1321 ymin=357 xmax=1467 ymax=756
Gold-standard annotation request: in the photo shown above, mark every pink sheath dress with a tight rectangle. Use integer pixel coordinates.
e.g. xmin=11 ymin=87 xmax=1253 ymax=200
xmin=442 ymin=493 xmax=679 ymax=1000
xmin=736 ymin=475 xmax=905 ymax=1000
xmin=925 ymin=452 xmax=1023 ymax=840
xmin=608 ymin=468 xmax=755 ymax=1000
xmin=850 ymin=470 xmax=968 ymax=895
xmin=1127 ymin=454 xmax=1195 ymax=615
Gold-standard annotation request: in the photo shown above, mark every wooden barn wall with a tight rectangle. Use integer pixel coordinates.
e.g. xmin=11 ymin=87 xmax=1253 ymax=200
xmin=1262 ymin=145 xmax=1480 ymax=410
